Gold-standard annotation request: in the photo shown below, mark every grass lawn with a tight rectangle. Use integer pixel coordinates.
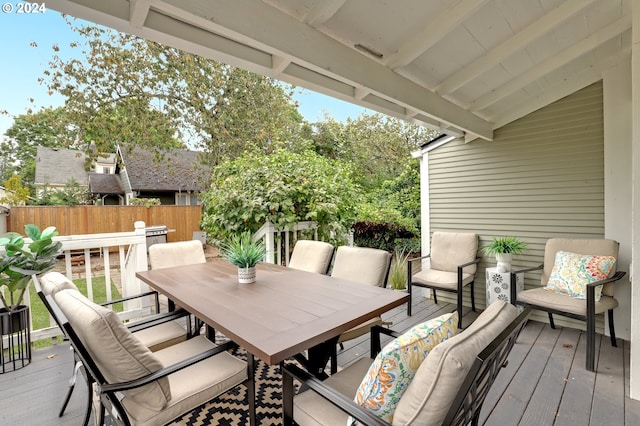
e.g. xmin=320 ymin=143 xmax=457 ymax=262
xmin=30 ymin=276 xmax=123 ymax=349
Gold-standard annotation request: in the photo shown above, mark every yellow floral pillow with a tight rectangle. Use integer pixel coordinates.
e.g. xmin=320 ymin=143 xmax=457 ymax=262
xmin=349 ymin=312 xmax=458 ymax=424
xmin=545 ymin=251 xmax=616 ymax=301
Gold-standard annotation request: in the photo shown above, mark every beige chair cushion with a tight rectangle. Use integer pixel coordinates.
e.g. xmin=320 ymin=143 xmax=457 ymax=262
xmin=337 ymin=316 xmax=383 ymax=344
xmin=54 ymin=289 xmax=171 ymax=412
xmin=393 ymin=300 xmax=517 ymax=425
xmin=149 ymin=240 xmax=206 ymax=270
xmin=429 ymin=232 xmax=478 ymax=275
xmin=39 ymin=271 xmax=80 ymax=296
xmin=517 ymin=287 xmax=618 ymax=316
xmin=288 ymin=240 xmax=334 ymax=274
xmin=542 ymin=238 xmax=619 ymax=296
xmin=411 ymin=269 xmax=475 ymax=291
xmin=294 ymin=357 xmax=373 ymax=426
xmin=331 ymin=246 xmax=392 ymax=287
xmin=133 ymin=321 xmax=188 ymax=352
xmin=122 ymin=336 xmax=248 ymax=426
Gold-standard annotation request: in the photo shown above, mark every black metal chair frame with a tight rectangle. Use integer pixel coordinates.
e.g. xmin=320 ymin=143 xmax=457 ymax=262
xmin=407 ymin=254 xmax=481 ymax=328
xmin=42 ymin=292 xmax=249 ymax=426
xmin=33 ymin=279 xmax=192 ymax=426
xmin=283 ymin=309 xmax=530 ymax=426
xmin=510 ymin=264 xmax=626 ymax=372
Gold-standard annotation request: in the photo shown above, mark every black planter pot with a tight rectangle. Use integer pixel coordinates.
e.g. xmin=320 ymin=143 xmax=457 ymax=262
xmin=0 ymin=305 xmax=31 ymax=373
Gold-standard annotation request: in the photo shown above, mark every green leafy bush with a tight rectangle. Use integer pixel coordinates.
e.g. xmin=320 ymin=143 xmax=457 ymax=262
xmin=201 ymin=149 xmax=360 ymax=245
xmin=352 ymin=221 xmax=418 ymax=253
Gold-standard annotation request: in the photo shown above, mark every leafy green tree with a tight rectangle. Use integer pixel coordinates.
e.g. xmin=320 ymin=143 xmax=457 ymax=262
xmin=30 ymin=178 xmax=90 ymax=206
xmin=40 ymin=19 xmax=304 ymax=164
xmin=1 ymin=174 xmax=30 ymax=206
xmin=201 ymin=149 xmax=360 ymax=244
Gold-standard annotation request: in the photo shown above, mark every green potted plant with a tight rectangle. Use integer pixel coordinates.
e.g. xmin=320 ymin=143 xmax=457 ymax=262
xmin=221 ymin=231 xmax=266 ymax=284
xmin=480 ymin=236 xmax=527 ymax=272
xmin=0 ymin=224 xmax=62 ymax=371
xmin=388 ymin=248 xmax=409 ymax=291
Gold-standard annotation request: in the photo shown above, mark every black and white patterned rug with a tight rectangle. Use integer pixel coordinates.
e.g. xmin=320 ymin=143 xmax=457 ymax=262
xmin=169 ymin=347 xmax=297 ymax=426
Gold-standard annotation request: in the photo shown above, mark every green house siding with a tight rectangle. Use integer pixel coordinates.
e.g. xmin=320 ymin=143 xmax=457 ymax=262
xmin=427 ymin=81 xmax=605 ymax=330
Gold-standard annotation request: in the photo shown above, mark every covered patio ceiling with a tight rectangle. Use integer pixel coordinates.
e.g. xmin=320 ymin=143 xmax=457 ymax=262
xmin=47 ymin=0 xmax=631 ymax=142
xmin=47 ymin=0 xmax=631 ymax=140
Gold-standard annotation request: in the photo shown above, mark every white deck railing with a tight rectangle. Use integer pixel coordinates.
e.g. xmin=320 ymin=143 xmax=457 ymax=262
xmin=254 ymin=220 xmax=319 ymax=265
xmin=18 ymin=221 xmax=150 ymax=342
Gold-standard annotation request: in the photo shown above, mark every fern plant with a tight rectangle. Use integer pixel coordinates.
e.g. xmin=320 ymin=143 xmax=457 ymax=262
xmin=480 ymin=236 xmax=527 ymax=256
xmin=221 ymin=231 xmax=266 ymax=268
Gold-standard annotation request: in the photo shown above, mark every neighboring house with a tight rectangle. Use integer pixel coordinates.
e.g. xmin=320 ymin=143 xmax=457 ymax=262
xmin=34 ymin=146 xmax=89 ymax=195
xmin=88 ymin=173 xmax=124 ymax=205
xmin=116 ymin=145 xmax=211 ymax=205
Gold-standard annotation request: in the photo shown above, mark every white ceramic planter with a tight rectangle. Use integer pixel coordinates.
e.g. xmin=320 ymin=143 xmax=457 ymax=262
xmin=237 ymin=266 xmax=257 ymax=284
xmin=495 ymin=253 xmax=513 ymax=273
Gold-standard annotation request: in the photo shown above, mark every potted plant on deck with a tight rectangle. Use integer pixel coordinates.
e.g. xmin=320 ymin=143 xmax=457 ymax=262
xmin=480 ymin=236 xmax=527 ymax=273
xmin=221 ymin=231 xmax=266 ymax=284
xmin=388 ymin=248 xmax=409 ymax=291
xmin=0 ymin=224 xmax=62 ymax=372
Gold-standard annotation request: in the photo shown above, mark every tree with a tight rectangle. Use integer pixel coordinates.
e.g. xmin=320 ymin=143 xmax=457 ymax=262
xmin=30 ymin=178 xmax=90 ymax=206
xmin=40 ymin=19 xmax=304 ymax=164
xmin=0 ymin=174 xmax=30 ymax=206
xmin=200 ymin=149 xmax=360 ymax=244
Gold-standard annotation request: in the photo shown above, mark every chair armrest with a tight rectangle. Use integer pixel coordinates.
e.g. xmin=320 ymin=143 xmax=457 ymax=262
xmin=126 ymin=309 xmax=190 ymax=333
xmin=509 ymin=264 xmax=542 ymax=304
xmin=408 ymin=254 xmax=431 ymax=264
xmin=510 ymin=264 xmax=543 ymax=275
xmin=458 ymin=257 xmax=481 ymax=269
xmin=586 ymin=270 xmax=626 ymax=288
xmin=370 ymin=325 xmax=401 ymax=358
xmin=99 ymin=340 xmax=238 ymax=394
xmin=100 ymin=290 xmax=161 ymax=313
xmin=282 ymin=363 xmax=390 ymax=426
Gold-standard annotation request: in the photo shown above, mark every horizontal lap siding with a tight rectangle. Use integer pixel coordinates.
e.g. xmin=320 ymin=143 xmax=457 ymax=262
xmin=429 ymin=82 xmax=604 ymax=331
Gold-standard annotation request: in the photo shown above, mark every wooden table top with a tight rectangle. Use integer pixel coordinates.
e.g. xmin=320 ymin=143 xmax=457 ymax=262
xmin=136 ymin=261 xmax=408 ymax=365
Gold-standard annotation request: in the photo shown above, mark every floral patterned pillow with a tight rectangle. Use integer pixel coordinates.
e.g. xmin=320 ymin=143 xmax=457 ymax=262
xmin=545 ymin=251 xmax=616 ymax=301
xmin=348 ymin=312 xmax=458 ymax=425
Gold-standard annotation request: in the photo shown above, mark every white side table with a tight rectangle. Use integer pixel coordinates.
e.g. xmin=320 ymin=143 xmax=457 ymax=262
xmin=485 ymin=267 xmax=524 ymax=307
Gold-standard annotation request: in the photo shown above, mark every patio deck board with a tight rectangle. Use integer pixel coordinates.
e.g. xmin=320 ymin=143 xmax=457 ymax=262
xmin=0 ymin=298 xmax=635 ymax=425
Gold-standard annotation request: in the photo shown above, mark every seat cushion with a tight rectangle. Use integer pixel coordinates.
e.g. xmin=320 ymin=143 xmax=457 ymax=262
xmin=132 ymin=320 xmax=188 ymax=352
xmin=338 ymin=316 xmax=384 ymax=344
xmin=54 ymin=289 xmax=171 ymax=412
xmin=393 ymin=300 xmax=517 ymax=425
xmin=352 ymin=312 xmax=458 ymax=423
xmin=294 ymin=357 xmax=373 ymax=426
xmin=149 ymin=240 xmax=206 ymax=269
xmin=122 ymin=336 xmax=248 ymax=426
xmin=411 ymin=269 xmax=475 ymax=291
xmin=331 ymin=246 xmax=391 ymax=287
xmin=545 ymin=251 xmax=616 ymax=301
xmin=288 ymin=240 xmax=334 ymax=274
xmin=39 ymin=272 xmax=80 ymax=296
xmin=517 ymin=287 xmax=618 ymax=316
xmin=429 ymin=232 xmax=478 ymax=275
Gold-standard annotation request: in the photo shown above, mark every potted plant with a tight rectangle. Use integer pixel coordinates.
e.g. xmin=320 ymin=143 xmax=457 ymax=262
xmin=388 ymin=248 xmax=409 ymax=291
xmin=0 ymin=224 xmax=62 ymax=372
xmin=480 ymin=236 xmax=527 ymax=272
xmin=221 ymin=231 xmax=266 ymax=284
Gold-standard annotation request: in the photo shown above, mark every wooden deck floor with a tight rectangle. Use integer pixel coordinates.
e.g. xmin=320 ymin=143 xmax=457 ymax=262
xmin=2 ymin=296 xmax=640 ymax=425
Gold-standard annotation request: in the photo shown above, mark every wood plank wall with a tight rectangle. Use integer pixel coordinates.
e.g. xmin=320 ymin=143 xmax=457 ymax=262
xmin=7 ymin=205 xmax=204 ymax=243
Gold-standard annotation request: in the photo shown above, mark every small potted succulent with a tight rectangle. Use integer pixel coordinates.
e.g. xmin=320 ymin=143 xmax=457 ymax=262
xmin=480 ymin=236 xmax=527 ymax=272
xmin=221 ymin=231 xmax=266 ymax=284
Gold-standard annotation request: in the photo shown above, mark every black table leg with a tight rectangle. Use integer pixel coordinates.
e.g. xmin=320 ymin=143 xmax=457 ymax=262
xmin=294 ymin=336 xmax=339 ymax=380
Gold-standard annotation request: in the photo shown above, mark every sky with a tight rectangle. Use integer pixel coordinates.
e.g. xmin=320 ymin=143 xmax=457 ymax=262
xmin=0 ymin=6 xmax=370 ymax=140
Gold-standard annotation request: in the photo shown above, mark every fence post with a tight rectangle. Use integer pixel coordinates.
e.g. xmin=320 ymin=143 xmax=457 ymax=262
xmin=265 ymin=221 xmax=276 ymax=264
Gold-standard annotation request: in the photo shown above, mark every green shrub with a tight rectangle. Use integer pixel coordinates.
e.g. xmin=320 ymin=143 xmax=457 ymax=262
xmin=352 ymin=221 xmax=418 ymax=253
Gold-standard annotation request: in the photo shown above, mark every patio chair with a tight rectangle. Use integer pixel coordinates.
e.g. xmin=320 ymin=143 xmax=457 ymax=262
xmin=407 ymin=232 xmax=480 ymax=328
xmin=329 ymin=246 xmax=392 ymax=374
xmin=283 ymin=300 xmax=529 ymax=425
xmin=288 ymin=240 xmax=335 ymax=274
xmin=35 ymin=272 xmax=191 ymax=425
xmin=510 ymin=238 xmax=626 ymax=372
xmin=48 ymin=288 xmax=250 ymax=426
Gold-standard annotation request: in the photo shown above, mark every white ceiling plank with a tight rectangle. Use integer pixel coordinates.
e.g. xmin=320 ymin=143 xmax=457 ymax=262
xmin=435 ymin=0 xmax=598 ymax=95
xmin=303 ymin=0 xmax=347 ymax=27
xmin=470 ymin=16 xmax=632 ymax=111
xmin=384 ymin=0 xmax=491 ymax=70
xmin=129 ymin=0 xmax=152 ymax=28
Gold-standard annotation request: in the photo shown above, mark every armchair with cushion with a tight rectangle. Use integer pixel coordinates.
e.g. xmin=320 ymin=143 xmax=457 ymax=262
xmin=407 ymin=232 xmax=480 ymax=328
xmin=510 ymin=238 xmax=626 ymax=372
xmin=328 ymin=246 xmax=392 ymax=374
xmin=287 ymin=240 xmax=335 ymax=274
xmin=48 ymin=288 xmax=250 ymax=426
xmin=283 ymin=300 xmax=529 ymax=425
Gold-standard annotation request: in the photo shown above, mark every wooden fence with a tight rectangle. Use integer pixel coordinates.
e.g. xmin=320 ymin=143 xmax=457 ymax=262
xmin=7 ymin=205 xmax=204 ymax=242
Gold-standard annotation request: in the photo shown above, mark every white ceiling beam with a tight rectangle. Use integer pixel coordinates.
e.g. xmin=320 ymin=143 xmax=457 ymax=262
xmin=384 ymin=0 xmax=491 ymax=70
xmin=129 ymin=0 xmax=152 ymax=28
xmin=271 ymin=55 xmax=291 ymax=75
xmin=353 ymin=87 xmax=368 ymax=101
xmin=490 ymin=46 xmax=631 ymax=129
xmin=469 ymin=16 xmax=632 ymax=111
xmin=303 ymin=0 xmax=346 ymax=27
xmin=436 ymin=0 xmax=598 ymax=95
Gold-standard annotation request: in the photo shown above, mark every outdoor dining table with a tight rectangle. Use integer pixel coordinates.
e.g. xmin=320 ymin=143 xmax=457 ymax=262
xmin=136 ymin=260 xmax=408 ymax=425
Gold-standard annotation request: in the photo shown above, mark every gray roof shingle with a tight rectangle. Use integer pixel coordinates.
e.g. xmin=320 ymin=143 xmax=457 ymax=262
xmin=34 ymin=147 xmax=89 ymax=186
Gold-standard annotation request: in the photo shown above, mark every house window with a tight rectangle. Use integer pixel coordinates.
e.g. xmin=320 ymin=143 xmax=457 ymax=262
xmin=176 ymin=193 xmax=199 ymax=206
xmin=102 ymin=167 xmax=111 ymax=174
